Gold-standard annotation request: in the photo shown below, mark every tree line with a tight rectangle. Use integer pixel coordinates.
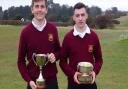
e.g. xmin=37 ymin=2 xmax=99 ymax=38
xmin=0 ymin=0 xmax=127 ymax=28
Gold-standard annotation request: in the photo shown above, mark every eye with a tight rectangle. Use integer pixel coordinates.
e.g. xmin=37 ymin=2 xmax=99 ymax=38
xmin=35 ymin=5 xmax=39 ymax=8
xmin=81 ymin=13 xmax=85 ymax=17
xmin=40 ymin=5 xmax=45 ymax=8
xmin=75 ymin=14 xmax=80 ymax=17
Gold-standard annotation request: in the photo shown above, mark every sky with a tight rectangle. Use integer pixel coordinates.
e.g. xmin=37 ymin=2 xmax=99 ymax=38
xmin=0 ymin=0 xmax=128 ymax=11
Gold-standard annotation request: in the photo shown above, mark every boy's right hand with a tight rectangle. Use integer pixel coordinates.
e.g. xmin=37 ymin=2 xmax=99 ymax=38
xmin=29 ymin=81 xmax=37 ymax=89
xmin=73 ymin=72 xmax=82 ymax=84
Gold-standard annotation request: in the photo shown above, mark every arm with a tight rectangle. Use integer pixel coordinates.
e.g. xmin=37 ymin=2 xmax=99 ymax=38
xmin=93 ymin=34 xmax=103 ymax=75
xmin=59 ymin=36 xmax=75 ymax=78
xmin=53 ymin=28 xmax=61 ymax=61
xmin=48 ymin=27 xmax=61 ymax=63
xmin=17 ymin=29 xmax=31 ymax=83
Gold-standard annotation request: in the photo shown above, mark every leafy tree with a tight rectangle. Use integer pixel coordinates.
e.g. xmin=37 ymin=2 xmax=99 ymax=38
xmin=7 ymin=6 xmax=16 ymax=20
xmin=13 ymin=14 xmax=22 ymax=20
xmin=0 ymin=7 xmax=3 ymax=20
xmin=111 ymin=7 xmax=118 ymax=14
xmin=89 ymin=6 xmax=102 ymax=17
xmin=3 ymin=10 xmax=8 ymax=20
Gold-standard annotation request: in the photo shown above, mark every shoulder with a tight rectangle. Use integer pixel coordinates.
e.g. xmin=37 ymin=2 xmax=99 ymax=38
xmin=64 ymin=29 xmax=73 ymax=39
xmin=90 ymin=28 xmax=97 ymax=35
xmin=89 ymin=28 xmax=101 ymax=43
xmin=46 ymin=22 xmax=57 ymax=30
xmin=20 ymin=22 xmax=33 ymax=36
xmin=21 ymin=23 xmax=32 ymax=33
xmin=90 ymin=28 xmax=99 ymax=38
xmin=63 ymin=29 xmax=73 ymax=43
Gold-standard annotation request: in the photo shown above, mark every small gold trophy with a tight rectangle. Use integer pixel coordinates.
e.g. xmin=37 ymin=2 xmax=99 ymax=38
xmin=77 ymin=62 xmax=93 ymax=84
xmin=32 ymin=53 xmax=49 ymax=88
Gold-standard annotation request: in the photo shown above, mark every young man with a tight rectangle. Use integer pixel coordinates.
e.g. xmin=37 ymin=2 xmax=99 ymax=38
xmin=17 ymin=0 xmax=60 ymax=89
xmin=60 ymin=2 xmax=103 ymax=89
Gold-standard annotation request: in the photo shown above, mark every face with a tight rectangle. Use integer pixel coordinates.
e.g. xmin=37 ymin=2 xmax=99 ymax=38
xmin=73 ymin=8 xmax=88 ymax=29
xmin=31 ymin=0 xmax=48 ymax=21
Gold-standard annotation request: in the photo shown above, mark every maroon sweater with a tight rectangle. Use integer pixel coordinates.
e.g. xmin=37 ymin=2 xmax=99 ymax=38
xmin=17 ymin=22 xmax=60 ymax=83
xmin=59 ymin=29 xmax=103 ymax=81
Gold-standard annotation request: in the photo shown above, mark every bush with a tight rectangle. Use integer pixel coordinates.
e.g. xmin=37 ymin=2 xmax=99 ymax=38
xmin=112 ymin=20 xmax=120 ymax=24
xmin=0 ymin=20 xmax=27 ymax=25
xmin=51 ymin=22 xmax=70 ymax=27
xmin=87 ymin=16 xmax=96 ymax=28
xmin=94 ymin=15 xmax=114 ymax=29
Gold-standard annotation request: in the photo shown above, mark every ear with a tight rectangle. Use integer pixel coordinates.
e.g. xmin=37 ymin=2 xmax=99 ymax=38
xmin=45 ymin=7 xmax=48 ymax=14
xmin=31 ymin=7 xmax=34 ymax=14
xmin=72 ymin=15 xmax=75 ymax=21
xmin=86 ymin=13 xmax=88 ymax=19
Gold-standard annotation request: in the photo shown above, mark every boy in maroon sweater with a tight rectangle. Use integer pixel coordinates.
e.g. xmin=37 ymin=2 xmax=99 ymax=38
xmin=59 ymin=2 xmax=103 ymax=89
xmin=17 ymin=0 xmax=60 ymax=89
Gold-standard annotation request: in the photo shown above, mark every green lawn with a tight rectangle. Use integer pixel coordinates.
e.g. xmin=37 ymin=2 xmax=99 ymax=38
xmin=0 ymin=15 xmax=128 ymax=89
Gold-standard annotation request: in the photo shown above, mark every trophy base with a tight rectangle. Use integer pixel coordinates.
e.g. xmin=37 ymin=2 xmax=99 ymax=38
xmin=78 ymin=74 xmax=92 ymax=84
xmin=36 ymin=80 xmax=45 ymax=89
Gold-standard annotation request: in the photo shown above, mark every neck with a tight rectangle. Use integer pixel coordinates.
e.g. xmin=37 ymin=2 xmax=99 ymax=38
xmin=75 ymin=25 xmax=86 ymax=33
xmin=33 ymin=18 xmax=45 ymax=26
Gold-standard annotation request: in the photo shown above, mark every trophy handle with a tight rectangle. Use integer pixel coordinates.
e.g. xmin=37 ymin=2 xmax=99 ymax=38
xmin=44 ymin=54 xmax=49 ymax=66
xmin=32 ymin=53 xmax=50 ymax=66
xmin=32 ymin=53 xmax=37 ymax=65
xmin=77 ymin=63 xmax=80 ymax=72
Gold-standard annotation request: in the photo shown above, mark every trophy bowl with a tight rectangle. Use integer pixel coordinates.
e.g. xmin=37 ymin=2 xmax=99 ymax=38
xmin=34 ymin=54 xmax=48 ymax=67
xmin=77 ymin=62 xmax=93 ymax=84
xmin=32 ymin=53 xmax=48 ymax=88
xmin=77 ymin=62 xmax=93 ymax=73
xmin=78 ymin=74 xmax=92 ymax=84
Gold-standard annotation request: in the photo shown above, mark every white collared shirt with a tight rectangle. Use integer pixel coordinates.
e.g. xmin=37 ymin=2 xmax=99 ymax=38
xmin=32 ymin=18 xmax=47 ymax=32
xmin=73 ymin=24 xmax=91 ymax=38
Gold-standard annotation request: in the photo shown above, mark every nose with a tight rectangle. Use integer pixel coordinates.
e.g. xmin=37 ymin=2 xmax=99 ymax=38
xmin=79 ymin=15 xmax=82 ymax=21
xmin=38 ymin=6 xmax=42 ymax=11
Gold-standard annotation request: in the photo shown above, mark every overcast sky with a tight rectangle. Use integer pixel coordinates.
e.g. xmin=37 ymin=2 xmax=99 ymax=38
xmin=0 ymin=0 xmax=128 ymax=11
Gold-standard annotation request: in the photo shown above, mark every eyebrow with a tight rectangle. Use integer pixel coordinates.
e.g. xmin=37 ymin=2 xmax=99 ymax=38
xmin=34 ymin=4 xmax=45 ymax=7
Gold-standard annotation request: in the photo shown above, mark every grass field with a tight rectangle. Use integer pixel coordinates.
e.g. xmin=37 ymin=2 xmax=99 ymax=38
xmin=0 ymin=15 xmax=128 ymax=89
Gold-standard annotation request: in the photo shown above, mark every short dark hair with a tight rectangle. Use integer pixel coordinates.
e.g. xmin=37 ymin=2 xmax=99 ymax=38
xmin=31 ymin=0 xmax=48 ymax=7
xmin=73 ymin=2 xmax=89 ymax=13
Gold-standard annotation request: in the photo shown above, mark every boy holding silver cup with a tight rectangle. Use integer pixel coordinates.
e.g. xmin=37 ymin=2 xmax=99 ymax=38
xmin=60 ymin=2 xmax=103 ymax=89
xmin=77 ymin=62 xmax=93 ymax=84
xmin=17 ymin=0 xmax=60 ymax=89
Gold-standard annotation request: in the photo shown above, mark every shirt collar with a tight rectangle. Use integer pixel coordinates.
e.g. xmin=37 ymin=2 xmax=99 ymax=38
xmin=73 ymin=24 xmax=91 ymax=38
xmin=32 ymin=18 xmax=47 ymax=32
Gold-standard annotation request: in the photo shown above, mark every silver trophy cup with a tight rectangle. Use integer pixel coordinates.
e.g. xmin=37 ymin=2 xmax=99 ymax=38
xmin=77 ymin=62 xmax=93 ymax=84
xmin=32 ymin=53 xmax=49 ymax=88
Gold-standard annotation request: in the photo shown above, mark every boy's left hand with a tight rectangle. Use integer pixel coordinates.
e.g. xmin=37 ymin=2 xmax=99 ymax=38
xmin=91 ymin=71 xmax=96 ymax=84
xmin=47 ymin=53 xmax=56 ymax=63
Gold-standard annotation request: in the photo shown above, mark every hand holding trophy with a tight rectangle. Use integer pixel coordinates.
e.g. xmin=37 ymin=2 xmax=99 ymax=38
xmin=32 ymin=53 xmax=49 ymax=89
xmin=77 ymin=62 xmax=93 ymax=84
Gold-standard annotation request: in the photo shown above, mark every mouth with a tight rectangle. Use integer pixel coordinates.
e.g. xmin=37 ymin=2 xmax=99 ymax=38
xmin=79 ymin=22 xmax=84 ymax=24
xmin=37 ymin=13 xmax=43 ymax=16
xmin=37 ymin=14 xmax=44 ymax=18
